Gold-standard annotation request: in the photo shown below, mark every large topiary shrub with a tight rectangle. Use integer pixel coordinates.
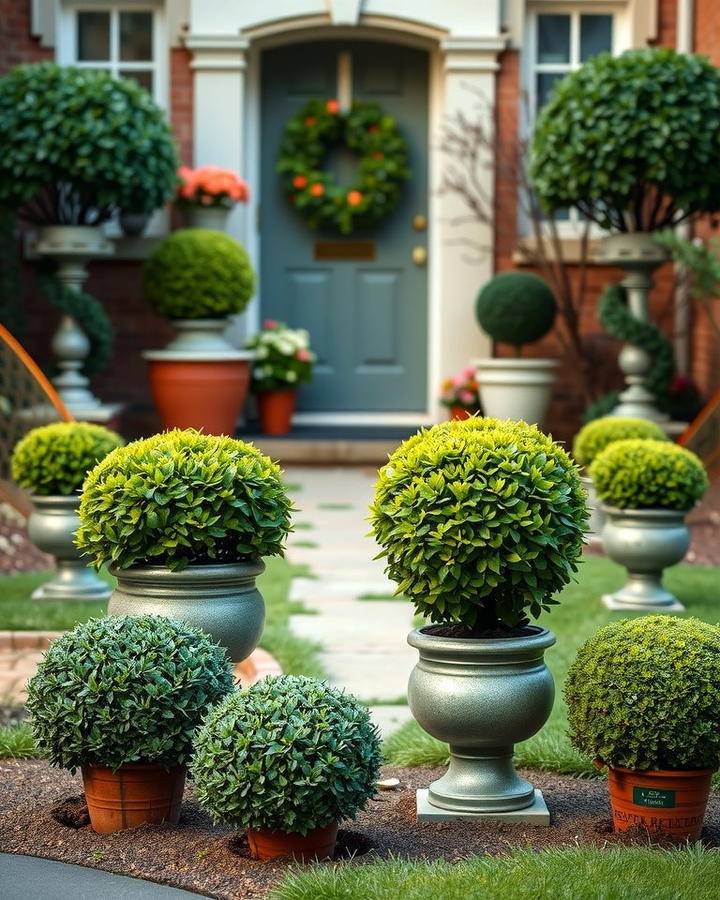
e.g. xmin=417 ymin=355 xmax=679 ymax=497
xmin=590 ymin=439 xmax=707 ymax=510
xmin=0 ymin=62 xmax=178 ymax=224
xmin=530 ymin=49 xmax=720 ymax=232
xmin=76 ymin=429 xmax=292 ymax=570
xmin=142 ymin=229 xmax=255 ymax=320
xmin=475 ymin=272 xmax=556 ymax=352
xmin=565 ymin=616 xmax=720 ymax=770
xmin=191 ymin=675 xmax=382 ymax=835
xmin=26 ymin=615 xmax=235 ymax=772
xmin=572 ymin=416 xmax=668 ymax=468
xmin=11 ymin=422 xmax=123 ymax=496
xmin=370 ymin=417 xmax=588 ymax=630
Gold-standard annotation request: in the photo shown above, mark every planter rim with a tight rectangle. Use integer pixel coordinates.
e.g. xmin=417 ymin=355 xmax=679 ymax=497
xmin=473 ymin=358 xmax=559 ymax=371
xmin=109 ymin=559 xmax=266 ymax=582
xmin=606 ymin=763 xmax=717 ymax=778
xmin=143 ymin=349 xmax=254 ymax=362
xmin=408 ymin=624 xmax=556 ymax=656
xmin=30 ymin=493 xmax=80 ymax=509
xmin=600 ymin=504 xmax=691 ymax=520
xmin=82 ymin=762 xmax=186 ymax=775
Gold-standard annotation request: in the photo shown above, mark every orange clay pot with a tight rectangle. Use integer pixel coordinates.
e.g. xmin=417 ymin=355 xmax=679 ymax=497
xmin=448 ymin=406 xmax=480 ymax=421
xmin=147 ymin=359 xmax=249 ymax=435
xmin=257 ymin=389 xmax=297 ymax=435
xmin=82 ymin=764 xmax=186 ymax=834
xmin=606 ymin=764 xmax=715 ymax=841
xmin=246 ymin=822 xmax=338 ymax=861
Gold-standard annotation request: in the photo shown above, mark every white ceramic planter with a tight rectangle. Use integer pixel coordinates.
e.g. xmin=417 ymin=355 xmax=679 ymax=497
xmin=474 ymin=359 xmax=558 ymax=427
xmin=182 ymin=207 xmax=230 ymax=231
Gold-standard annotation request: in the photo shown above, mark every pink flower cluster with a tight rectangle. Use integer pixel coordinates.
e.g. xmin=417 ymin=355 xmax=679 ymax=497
xmin=440 ymin=366 xmax=481 ymax=408
xmin=176 ymin=166 xmax=250 ymax=208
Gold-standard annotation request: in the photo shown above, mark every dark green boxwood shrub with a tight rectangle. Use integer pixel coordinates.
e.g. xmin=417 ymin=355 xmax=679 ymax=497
xmin=475 ymin=272 xmax=556 ymax=351
xmin=572 ymin=416 xmax=668 ymax=467
xmin=0 ymin=62 xmax=178 ymax=224
xmin=11 ymin=422 xmax=124 ymax=495
xmin=143 ymin=229 xmax=255 ymax=319
xmin=26 ymin=615 xmax=234 ymax=772
xmin=191 ymin=675 xmax=382 ymax=835
xmin=590 ymin=439 xmax=707 ymax=510
xmin=76 ymin=429 xmax=292 ymax=570
xmin=530 ymin=49 xmax=720 ymax=232
xmin=565 ymin=616 xmax=720 ymax=770
xmin=370 ymin=417 xmax=588 ymax=630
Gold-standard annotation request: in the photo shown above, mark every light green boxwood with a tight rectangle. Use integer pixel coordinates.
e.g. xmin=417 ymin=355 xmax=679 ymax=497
xmin=26 ymin=615 xmax=235 ymax=772
xmin=370 ymin=417 xmax=588 ymax=630
xmin=475 ymin=272 xmax=556 ymax=351
xmin=142 ymin=229 xmax=255 ymax=320
xmin=191 ymin=675 xmax=382 ymax=835
xmin=565 ymin=616 xmax=720 ymax=771
xmin=590 ymin=439 xmax=707 ymax=511
xmin=572 ymin=416 xmax=668 ymax=468
xmin=76 ymin=429 xmax=292 ymax=570
xmin=11 ymin=422 xmax=124 ymax=496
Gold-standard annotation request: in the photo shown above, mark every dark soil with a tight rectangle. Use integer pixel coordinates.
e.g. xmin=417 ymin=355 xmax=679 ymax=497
xmin=1 ymin=761 xmax=719 ymax=899
xmin=422 ymin=624 xmax=535 ymax=639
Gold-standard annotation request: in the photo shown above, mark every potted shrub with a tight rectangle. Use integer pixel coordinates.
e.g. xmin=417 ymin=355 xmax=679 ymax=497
xmin=142 ymin=229 xmax=256 ymax=434
xmin=191 ymin=675 xmax=382 ymax=860
xmin=572 ymin=416 xmax=669 ymax=539
xmin=531 ymin=48 xmax=720 ymax=421
xmin=10 ymin=422 xmax=123 ymax=601
xmin=439 ymin=366 xmax=482 ymax=420
xmin=566 ymin=615 xmax=720 ymax=841
xmin=76 ymin=429 xmax=292 ymax=661
xmin=175 ymin=165 xmax=249 ymax=231
xmin=245 ymin=320 xmax=316 ymax=435
xmin=473 ymin=272 xmax=557 ymax=426
xmin=26 ymin=614 xmax=234 ymax=833
xmin=590 ymin=439 xmax=707 ymax=610
xmin=370 ymin=417 xmax=587 ymax=820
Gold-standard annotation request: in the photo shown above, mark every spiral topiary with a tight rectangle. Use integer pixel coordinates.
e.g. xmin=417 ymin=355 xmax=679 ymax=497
xmin=475 ymin=272 xmax=556 ymax=351
xmin=370 ymin=417 xmax=588 ymax=630
xmin=76 ymin=429 xmax=292 ymax=570
xmin=142 ymin=229 xmax=255 ymax=320
xmin=565 ymin=616 xmax=720 ymax=770
xmin=590 ymin=439 xmax=707 ymax=511
xmin=572 ymin=416 xmax=668 ymax=468
xmin=11 ymin=422 xmax=124 ymax=496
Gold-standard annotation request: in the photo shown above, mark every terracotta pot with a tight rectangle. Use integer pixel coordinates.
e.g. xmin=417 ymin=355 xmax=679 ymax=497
xmin=448 ymin=406 xmax=479 ymax=421
xmin=607 ymin=764 xmax=715 ymax=841
xmin=257 ymin=389 xmax=297 ymax=435
xmin=246 ymin=822 xmax=338 ymax=861
xmin=82 ymin=764 xmax=186 ymax=834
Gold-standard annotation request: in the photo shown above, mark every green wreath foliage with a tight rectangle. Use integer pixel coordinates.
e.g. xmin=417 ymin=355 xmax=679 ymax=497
xmin=277 ymin=98 xmax=410 ymax=234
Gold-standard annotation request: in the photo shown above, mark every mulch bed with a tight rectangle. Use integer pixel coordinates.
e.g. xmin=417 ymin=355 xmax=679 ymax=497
xmin=1 ymin=761 xmax=719 ymax=899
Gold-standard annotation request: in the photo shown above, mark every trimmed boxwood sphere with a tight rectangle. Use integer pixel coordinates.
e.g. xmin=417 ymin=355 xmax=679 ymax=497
xmin=475 ymin=272 xmax=556 ymax=348
xmin=572 ymin=416 xmax=668 ymax=468
xmin=143 ymin=229 xmax=255 ymax=320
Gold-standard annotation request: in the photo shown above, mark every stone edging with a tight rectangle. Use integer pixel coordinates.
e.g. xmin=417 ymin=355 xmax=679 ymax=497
xmin=0 ymin=631 xmax=65 ymax=650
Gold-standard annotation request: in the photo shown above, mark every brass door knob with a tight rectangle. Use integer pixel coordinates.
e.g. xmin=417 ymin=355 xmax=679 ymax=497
xmin=413 ymin=214 xmax=427 ymax=231
xmin=412 ymin=246 xmax=427 ymax=266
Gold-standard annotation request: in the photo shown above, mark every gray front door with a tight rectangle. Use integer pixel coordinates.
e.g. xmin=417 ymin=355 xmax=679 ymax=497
xmin=260 ymin=40 xmax=429 ymax=413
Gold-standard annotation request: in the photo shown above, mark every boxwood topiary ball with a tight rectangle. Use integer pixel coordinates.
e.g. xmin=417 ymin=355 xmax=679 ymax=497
xmin=475 ymin=272 xmax=556 ymax=348
xmin=142 ymin=228 xmax=255 ymax=320
xmin=572 ymin=416 xmax=669 ymax=468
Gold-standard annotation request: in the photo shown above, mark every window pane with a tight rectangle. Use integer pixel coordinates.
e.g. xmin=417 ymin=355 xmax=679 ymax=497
xmin=537 ymin=15 xmax=570 ymax=64
xmin=120 ymin=70 xmax=154 ymax=93
xmin=580 ymin=15 xmax=613 ymax=61
xmin=77 ymin=12 xmax=110 ymax=61
xmin=120 ymin=11 xmax=153 ymax=62
xmin=536 ymin=72 xmax=565 ymax=108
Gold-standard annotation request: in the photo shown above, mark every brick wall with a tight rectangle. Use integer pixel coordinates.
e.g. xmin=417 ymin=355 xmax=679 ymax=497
xmin=0 ymin=1 xmax=52 ymax=75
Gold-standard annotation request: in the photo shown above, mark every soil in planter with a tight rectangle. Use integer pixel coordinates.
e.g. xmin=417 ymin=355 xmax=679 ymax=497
xmin=423 ymin=623 xmax=536 ymax=639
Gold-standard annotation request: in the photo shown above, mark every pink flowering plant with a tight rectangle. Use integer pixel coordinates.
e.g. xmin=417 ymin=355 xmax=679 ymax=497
xmin=175 ymin=165 xmax=249 ymax=210
xmin=439 ymin=367 xmax=481 ymax=409
xmin=245 ymin=321 xmax=316 ymax=393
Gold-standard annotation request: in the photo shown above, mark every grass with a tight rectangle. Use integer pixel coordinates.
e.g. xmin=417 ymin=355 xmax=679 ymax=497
xmin=317 ymin=503 xmax=353 ymax=511
xmin=271 ymin=845 xmax=720 ymax=900
xmin=357 ymin=592 xmax=402 ymax=602
xmin=291 ymin=540 xmax=319 ymax=549
xmin=0 ymin=722 xmax=37 ymax=759
xmin=294 ymin=521 xmax=314 ymax=530
xmin=384 ymin=556 xmax=720 ymax=779
xmin=0 ymin=570 xmax=112 ymax=631
xmin=359 ymin=695 xmax=408 ymax=707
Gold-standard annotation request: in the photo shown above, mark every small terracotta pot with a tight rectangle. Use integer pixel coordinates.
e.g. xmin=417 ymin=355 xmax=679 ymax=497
xmin=82 ymin=764 xmax=186 ymax=834
xmin=257 ymin=389 xmax=297 ymax=435
xmin=607 ymin=764 xmax=715 ymax=841
xmin=246 ymin=822 xmax=338 ymax=861
xmin=448 ymin=406 xmax=479 ymax=421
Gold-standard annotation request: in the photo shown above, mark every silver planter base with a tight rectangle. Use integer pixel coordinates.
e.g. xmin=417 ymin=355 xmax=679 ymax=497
xmin=417 ymin=787 xmax=550 ymax=824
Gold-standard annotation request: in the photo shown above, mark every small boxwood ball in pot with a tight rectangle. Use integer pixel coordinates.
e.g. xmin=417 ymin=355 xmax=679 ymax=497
xmin=475 ymin=272 xmax=556 ymax=349
xmin=191 ymin=675 xmax=383 ymax=835
xmin=572 ymin=416 xmax=668 ymax=468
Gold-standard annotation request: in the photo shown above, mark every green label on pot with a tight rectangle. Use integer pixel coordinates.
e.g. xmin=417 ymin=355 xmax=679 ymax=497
xmin=632 ymin=787 xmax=676 ymax=808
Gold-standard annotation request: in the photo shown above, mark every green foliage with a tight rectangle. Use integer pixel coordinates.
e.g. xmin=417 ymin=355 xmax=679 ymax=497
xmin=76 ymin=429 xmax=293 ymax=570
xmin=0 ymin=722 xmax=39 ymax=760
xmin=475 ymin=273 xmax=556 ymax=349
xmin=0 ymin=62 xmax=178 ymax=224
xmin=370 ymin=418 xmax=587 ymax=630
xmin=246 ymin=321 xmax=316 ymax=392
xmin=590 ymin=439 xmax=707 ymax=510
xmin=11 ymin=422 xmax=123 ymax=496
xmin=572 ymin=416 xmax=668 ymax=467
xmin=26 ymin=615 xmax=235 ymax=772
xmin=565 ymin=616 xmax=720 ymax=770
xmin=530 ymin=49 xmax=720 ymax=232
xmin=191 ymin=675 xmax=382 ymax=835
xmin=143 ymin=228 xmax=255 ymax=320
xmin=0 ymin=208 xmax=23 ymax=336
xmin=655 ymin=229 xmax=720 ymax=340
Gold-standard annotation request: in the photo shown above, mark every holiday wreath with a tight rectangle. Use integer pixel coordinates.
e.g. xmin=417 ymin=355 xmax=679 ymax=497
xmin=277 ymin=98 xmax=410 ymax=234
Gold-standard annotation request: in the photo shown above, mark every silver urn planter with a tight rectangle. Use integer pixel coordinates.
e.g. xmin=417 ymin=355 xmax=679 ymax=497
xmin=27 ymin=495 xmax=111 ymax=602
xmin=108 ymin=560 xmax=266 ymax=662
xmin=580 ymin=475 xmax=606 ymax=546
xmin=600 ymin=505 xmax=689 ymax=611
xmin=408 ymin=626 xmax=556 ymax=822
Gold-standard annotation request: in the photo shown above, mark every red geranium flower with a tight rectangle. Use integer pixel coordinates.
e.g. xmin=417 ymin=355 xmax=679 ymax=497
xmin=373 ymin=152 xmax=384 ymax=160
xmin=293 ymin=174 xmax=308 ymax=189
xmin=368 ymin=125 xmax=379 ymax=133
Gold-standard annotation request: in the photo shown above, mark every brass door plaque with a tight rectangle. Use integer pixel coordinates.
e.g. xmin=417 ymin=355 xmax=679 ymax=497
xmin=314 ymin=240 xmax=376 ymax=261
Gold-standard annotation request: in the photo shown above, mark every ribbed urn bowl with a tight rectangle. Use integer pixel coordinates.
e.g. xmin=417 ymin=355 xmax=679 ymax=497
xmin=407 ymin=625 xmax=556 ymax=813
